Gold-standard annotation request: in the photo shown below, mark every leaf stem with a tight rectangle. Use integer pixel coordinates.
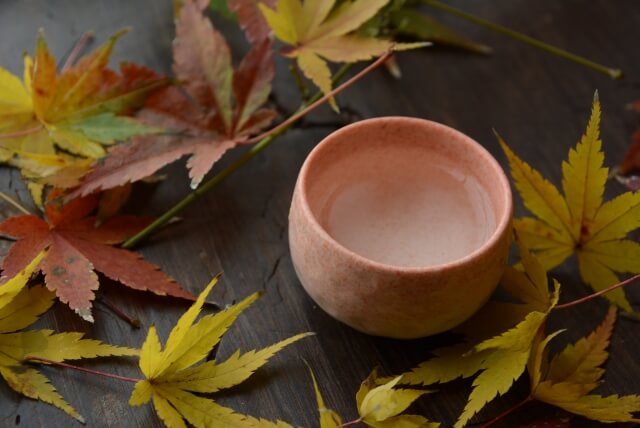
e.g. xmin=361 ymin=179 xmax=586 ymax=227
xmin=97 ymin=296 xmax=141 ymax=328
xmin=61 ymin=31 xmax=95 ymax=72
xmin=422 ymin=0 xmax=622 ymax=79
xmin=0 ymin=191 xmax=32 ymax=215
xmin=0 ymin=124 xmax=44 ymax=140
xmin=122 ymin=60 xmax=359 ymax=248
xmin=340 ymin=417 xmax=364 ymax=427
xmin=249 ymin=51 xmax=391 ymax=143
xmin=25 ymin=356 xmax=141 ymax=383
xmin=480 ymin=395 xmax=533 ymax=428
xmin=555 ymin=273 xmax=640 ymax=310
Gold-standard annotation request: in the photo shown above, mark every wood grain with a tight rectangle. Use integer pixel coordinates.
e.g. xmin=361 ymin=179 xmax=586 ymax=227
xmin=0 ymin=1 xmax=639 ymax=427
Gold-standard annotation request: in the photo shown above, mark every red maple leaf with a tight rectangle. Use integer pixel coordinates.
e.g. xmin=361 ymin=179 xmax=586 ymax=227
xmin=68 ymin=0 xmax=276 ymax=198
xmin=615 ymin=102 xmax=640 ymax=191
xmin=0 ymin=192 xmax=194 ymax=321
xmin=228 ymin=0 xmax=276 ymax=44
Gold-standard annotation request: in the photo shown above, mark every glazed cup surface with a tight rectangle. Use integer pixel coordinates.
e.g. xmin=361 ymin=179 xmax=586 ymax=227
xmin=289 ymin=117 xmax=512 ymax=338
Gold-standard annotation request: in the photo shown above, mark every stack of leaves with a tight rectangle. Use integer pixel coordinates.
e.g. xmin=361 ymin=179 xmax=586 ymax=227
xmin=395 ymin=239 xmax=559 ymax=427
xmin=500 ymin=94 xmax=640 ymax=312
xmin=0 ymin=253 xmax=138 ymax=422
xmin=129 ymin=274 xmax=311 ymax=427
xmin=0 ymin=191 xmax=193 ymax=321
xmin=309 ymin=366 xmax=438 ymax=427
xmin=3 ymin=0 xmax=443 ymax=204
xmin=216 ymin=0 xmax=487 ymax=80
xmin=394 ymin=234 xmax=640 ymax=426
xmin=0 ymin=30 xmax=167 ymax=204
xmin=67 ymin=0 xmax=277 ymax=197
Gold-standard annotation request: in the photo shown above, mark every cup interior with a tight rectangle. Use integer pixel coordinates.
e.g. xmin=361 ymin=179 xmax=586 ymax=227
xmin=300 ymin=117 xmax=511 ymax=269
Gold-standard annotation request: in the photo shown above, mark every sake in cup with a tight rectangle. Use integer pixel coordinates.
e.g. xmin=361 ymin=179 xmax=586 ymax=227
xmin=288 ymin=117 xmax=512 ymax=338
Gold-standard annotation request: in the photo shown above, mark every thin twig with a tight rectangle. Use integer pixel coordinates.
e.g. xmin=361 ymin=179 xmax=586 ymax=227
xmin=0 ymin=192 xmax=32 ymax=215
xmin=25 ymin=356 xmax=141 ymax=383
xmin=249 ymin=51 xmax=392 ymax=144
xmin=97 ymin=296 xmax=141 ymax=328
xmin=122 ymin=61 xmax=358 ymax=248
xmin=0 ymin=124 xmax=44 ymax=140
xmin=340 ymin=417 xmax=364 ymax=427
xmin=61 ymin=31 xmax=95 ymax=71
xmin=423 ymin=0 xmax=622 ymax=79
xmin=555 ymin=274 xmax=640 ymax=310
xmin=480 ymin=395 xmax=533 ymax=428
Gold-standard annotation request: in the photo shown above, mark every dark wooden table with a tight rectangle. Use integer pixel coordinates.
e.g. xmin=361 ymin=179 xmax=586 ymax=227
xmin=1 ymin=1 xmax=639 ymax=427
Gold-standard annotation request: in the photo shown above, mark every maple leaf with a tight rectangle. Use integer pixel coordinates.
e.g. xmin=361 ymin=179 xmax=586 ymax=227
xmin=67 ymin=0 xmax=276 ymax=198
xmin=500 ymin=93 xmax=640 ymax=312
xmin=615 ymin=102 xmax=640 ymax=191
xmin=527 ymin=308 xmax=640 ymax=423
xmin=307 ymin=364 xmax=342 ymax=428
xmin=356 ymin=369 xmax=438 ymax=427
xmin=129 ymin=275 xmax=310 ymax=428
xmin=0 ymin=30 xmax=165 ymax=157
xmin=0 ymin=258 xmax=138 ymax=422
xmin=259 ymin=0 xmax=424 ymax=104
xmin=0 ymin=30 xmax=168 ymax=203
xmin=0 ymin=191 xmax=194 ymax=321
xmin=308 ymin=365 xmax=437 ymax=428
xmin=9 ymin=151 xmax=94 ymax=207
xmin=228 ymin=0 xmax=277 ymax=43
xmin=397 ymin=237 xmax=560 ymax=427
xmin=618 ymin=131 xmax=640 ymax=180
xmin=95 ymin=183 xmax=134 ymax=224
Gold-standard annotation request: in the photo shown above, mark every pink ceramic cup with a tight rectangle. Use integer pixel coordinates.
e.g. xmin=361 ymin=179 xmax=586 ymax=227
xmin=289 ymin=117 xmax=512 ymax=338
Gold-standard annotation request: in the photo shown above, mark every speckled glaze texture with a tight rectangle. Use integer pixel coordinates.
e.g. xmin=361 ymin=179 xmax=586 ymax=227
xmin=289 ymin=117 xmax=512 ymax=338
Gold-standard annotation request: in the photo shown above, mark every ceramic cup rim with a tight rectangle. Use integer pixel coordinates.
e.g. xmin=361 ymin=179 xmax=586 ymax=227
xmin=296 ymin=116 xmax=513 ymax=274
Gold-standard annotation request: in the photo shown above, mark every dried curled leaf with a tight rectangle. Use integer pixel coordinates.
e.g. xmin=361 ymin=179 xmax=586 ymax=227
xmin=308 ymin=364 xmax=437 ymax=428
xmin=501 ymin=93 xmax=640 ymax=312
xmin=0 ymin=260 xmax=137 ymax=422
xmin=0 ymin=191 xmax=194 ymax=321
xmin=528 ymin=308 xmax=640 ymax=423
xmin=356 ymin=369 xmax=438 ymax=427
xmin=129 ymin=275 xmax=310 ymax=427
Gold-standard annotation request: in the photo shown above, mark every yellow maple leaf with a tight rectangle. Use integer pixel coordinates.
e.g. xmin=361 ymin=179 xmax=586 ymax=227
xmin=500 ymin=93 xmax=640 ymax=311
xmin=356 ymin=369 xmax=438 ymax=428
xmin=129 ymin=275 xmax=311 ymax=427
xmin=528 ymin=308 xmax=640 ymax=423
xmin=0 ymin=250 xmax=45 ymax=307
xmin=308 ymin=365 xmax=437 ymax=428
xmin=0 ymin=258 xmax=138 ymax=422
xmin=307 ymin=365 xmax=343 ymax=428
xmin=396 ymin=237 xmax=560 ymax=427
xmin=259 ymin=0 xmax=425 ymax=106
